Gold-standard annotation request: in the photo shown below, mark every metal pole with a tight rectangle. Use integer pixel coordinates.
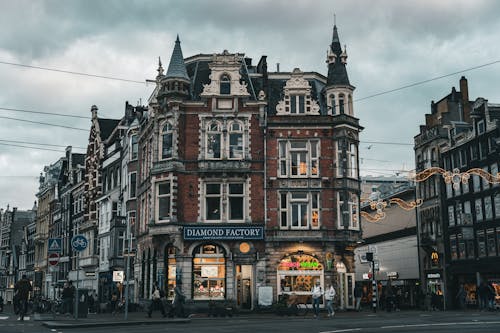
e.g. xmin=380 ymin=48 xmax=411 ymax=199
xmin=124 ymin=216 xmax=131 ymax=320
xmin=372 ymin=260 xmax=377 ymax=313
xmin=75 ymin=251 xmax=79 ymax=320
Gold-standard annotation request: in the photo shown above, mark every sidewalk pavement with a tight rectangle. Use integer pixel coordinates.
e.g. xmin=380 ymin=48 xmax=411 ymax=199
xmin=0 ymin=304 xmax=190 ymax=329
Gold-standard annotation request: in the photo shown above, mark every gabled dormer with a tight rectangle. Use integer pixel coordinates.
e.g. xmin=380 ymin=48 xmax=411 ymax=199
xmin=200 ymin=50 xmax=250 ymax=111
xmin=275 ymin=68 xmax=320 ymax=115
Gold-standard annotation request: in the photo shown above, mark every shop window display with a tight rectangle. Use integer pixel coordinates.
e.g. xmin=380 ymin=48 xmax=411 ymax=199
xmin=277 ymin=253 xmax=323 ymax=295
xmin=193 ymin=244 xmax=226 ymax=300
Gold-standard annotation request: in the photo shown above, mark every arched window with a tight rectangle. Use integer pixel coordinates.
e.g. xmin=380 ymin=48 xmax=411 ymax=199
xmin=338 ymin=94 xmax=345 ymax=114
xmin=220 ymin=74 xmax=231 ymax=95
xmin=277 ymin=253 xmax=324 ymax=295
xmin=330 ymin=95 xmax=337 ymax=115
xmin=161 ymin=122 xmax=173 ymax=159
xmin=193 ymin=244 xmax=226 ymax=300
xmin=206 ymin=122 xmax=222 ymax=159
xmin=229 ymin=121 xmax=244 ymax=159
xmin=348 ymin=95 xmax=353 ymax=115
xmin=165 ymin=246 xmax=177 ymax=299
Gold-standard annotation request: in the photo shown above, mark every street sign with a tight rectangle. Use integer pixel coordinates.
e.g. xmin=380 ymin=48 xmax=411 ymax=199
xmin=113 ymin=270 xmax=124 ymax=283
xmin=48 ymin=238 xmax=62 ymax=253
xmin=71 ymin=234 xmax=88 ymax=252
xmin=48 ymin=252 xmax=60 ymax=266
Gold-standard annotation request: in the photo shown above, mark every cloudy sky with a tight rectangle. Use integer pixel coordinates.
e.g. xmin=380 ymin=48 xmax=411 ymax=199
xmin=1 ymin=0 xmax=500 ymax=210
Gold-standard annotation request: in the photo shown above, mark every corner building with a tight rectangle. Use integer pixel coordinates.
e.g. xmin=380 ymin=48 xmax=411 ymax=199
xmin=136 ymin=25 xmax=362 ymax=310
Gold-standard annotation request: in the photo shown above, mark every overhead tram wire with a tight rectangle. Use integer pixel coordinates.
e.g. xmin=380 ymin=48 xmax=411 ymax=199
xmin=0 ymin=60 xmax=146 ymax=85
xmin=355 ymin=60 xmax=500 ymax=102
xmin=0 ymin=142 xmax=70 ymax=152
xmin=0 ymin=107 xmax=91 ymax=119
xmin=0 ymin=139 xmax=86 ymax=150
xmin=0 ymin=116 xmax=88 ymax=131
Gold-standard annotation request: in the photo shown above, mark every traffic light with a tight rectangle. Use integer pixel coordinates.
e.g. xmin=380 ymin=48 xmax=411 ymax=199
xmin=366 ymin=252 xmax=373 ymax=262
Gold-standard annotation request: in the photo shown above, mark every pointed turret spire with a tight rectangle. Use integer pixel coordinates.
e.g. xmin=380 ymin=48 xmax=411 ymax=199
xmin=166 ymin=34 xmax=189 ymax=81
xmin=157 ymin=56 xmax=164 ymax=77
xmin=326 ymin=23 xmax=350 ymax=86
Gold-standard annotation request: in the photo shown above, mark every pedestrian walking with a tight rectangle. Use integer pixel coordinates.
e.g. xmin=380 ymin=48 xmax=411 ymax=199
xmin=456 ymin=284 xmax=466 ymax=310
xmin=147 ymin=282 xmax=166 ymax=318
xmin=324 ymin=284 xmax=336 ymax=317
xmin=14 ymin=274 xmax=32 ymax=321
xmin=478 ymin=282 xmax=489 ymax=311
xmin=110 ymin=292 xmax=118 ymax=315
xmin=172 ymin=283 xmax=186 ymax=317
xmin=61 ymin=281 xmax=73 ymax=315
xmin=311 ymin=280 xmax=323 ymax=318
xmin=354 ymin=284 xmax=363 ymax=312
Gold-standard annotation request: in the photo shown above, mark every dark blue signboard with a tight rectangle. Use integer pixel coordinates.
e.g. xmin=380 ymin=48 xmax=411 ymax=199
xmin=183 ymin=226 xmax=264 ymax=240
xmin=71 ymin=234 xmax=88 ymax=252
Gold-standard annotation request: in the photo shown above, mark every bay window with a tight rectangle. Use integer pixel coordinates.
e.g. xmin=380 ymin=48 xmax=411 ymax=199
xmin=337 ymin=193 xmax=359 ymax=230
xmin=279 ymin=192 xmax=320 ymax=229
xmin=279 ymin=140 xmax=319 ymax=177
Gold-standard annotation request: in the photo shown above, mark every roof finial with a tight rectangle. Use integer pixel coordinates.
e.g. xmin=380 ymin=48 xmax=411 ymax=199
xmin=334 ymin=13 xmax=336 ymax=26
xmin=157 ymin=56 xmax=164 ymax=76
xmin=176 ymin=34 xmax=180 ymax=43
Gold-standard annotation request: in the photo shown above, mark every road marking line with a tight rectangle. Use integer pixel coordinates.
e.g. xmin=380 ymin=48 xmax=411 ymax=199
xmin=381 ymin=321 xmax=500 ymax=329
xmin=0 ymin=316 xmax=8 ymax=320
xmin=319 ymin=329 xmax=361 ymax=333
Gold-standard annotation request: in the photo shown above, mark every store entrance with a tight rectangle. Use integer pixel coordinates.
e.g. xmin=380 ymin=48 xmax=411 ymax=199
xmin=236 ymin=265 xmax=252 ymax=309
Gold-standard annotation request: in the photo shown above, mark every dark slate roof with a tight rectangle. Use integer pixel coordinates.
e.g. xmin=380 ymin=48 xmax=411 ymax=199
xmin=166 ymin=36 xmax=190 ymax=81
xmin=326 ymin=25 xmax=350 ymax=86
xmin=186 ymin=56 xmax=257 ymax=101
xmin=72 ymin=153 xmax=85 ymax=167
xmin=97 ymin=118 xmax=120 ymax=140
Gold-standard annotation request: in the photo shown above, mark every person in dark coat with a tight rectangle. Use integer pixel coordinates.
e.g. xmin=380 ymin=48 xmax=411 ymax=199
xmin=147 ymin=282 xmax=166 ymax=318
xmin=14 ymin=275 xmax=32 ymax=321
xmin=172 ymin=284 xmax=186 ymax=317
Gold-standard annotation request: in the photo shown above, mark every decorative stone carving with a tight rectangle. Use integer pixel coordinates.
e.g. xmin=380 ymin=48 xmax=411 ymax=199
xmin=275 ymin=68 xmax=320 ymax=115
xmin=200 ymin=51 xmax=250 ymax=97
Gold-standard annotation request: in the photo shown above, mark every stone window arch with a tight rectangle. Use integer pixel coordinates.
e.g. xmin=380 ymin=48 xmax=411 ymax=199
xmin=220 ymin=74 xmax=231 ymax=95
xmin=192 ymin=243 xmax=226 ymax=300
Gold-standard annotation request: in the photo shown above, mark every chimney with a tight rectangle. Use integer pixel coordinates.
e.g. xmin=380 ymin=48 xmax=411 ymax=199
xmin=276 ymin=63 xmax=280 ymax=72
xmin=460 ymin=76 xmax=471 ymax=122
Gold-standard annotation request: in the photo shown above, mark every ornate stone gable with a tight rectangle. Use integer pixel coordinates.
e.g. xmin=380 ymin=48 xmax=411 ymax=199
xmin=276 ymin=68 xmax=320 ymax=115
xmin=200 ymin=50 xmax=250 ymax=97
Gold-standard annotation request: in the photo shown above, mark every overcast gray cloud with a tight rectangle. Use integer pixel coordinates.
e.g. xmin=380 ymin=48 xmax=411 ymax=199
xmin=1 ymin=0 xmax=500 ymax=209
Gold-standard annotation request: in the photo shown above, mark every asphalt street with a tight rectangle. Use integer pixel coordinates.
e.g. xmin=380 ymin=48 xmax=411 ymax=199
xmin=1 ymin=311 xmax=500 ymax=333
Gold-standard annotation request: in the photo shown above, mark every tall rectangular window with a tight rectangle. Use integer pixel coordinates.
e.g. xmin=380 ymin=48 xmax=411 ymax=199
xmin=204 ymin=182 xmax=246 ymax=222
xmin=278 ymin=140 xmax=320 ymax=178
xmin=129 ymin=172 xmax=137 ymax=198
xmin=131 ymin=135 xmax=138 ymax=160
xmin=475 ymin=198 xmax=483 ymax=222
xmin=279 ymin=192 xmax=320 ymax=229
xmin=448 ymin=205 xmax=455 ymax=226
xmin=337 ymin=193 xmax=359 ymax=230
xmin=478 ymin=230 xmax=486 ymax=257
xmin=450 ymin=236 xmax=458 ymax=260
xmin=484 ymin=196 xmax=493 ymax=220
xmin=157 ymin=181 xmax=171 ymax=222
xmin=487 ymin=229 xmax=496 ymax=257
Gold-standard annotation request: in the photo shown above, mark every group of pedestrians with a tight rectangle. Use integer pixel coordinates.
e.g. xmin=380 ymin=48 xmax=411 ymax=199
xmin=147 ymin=281 xmax=186 ymax=318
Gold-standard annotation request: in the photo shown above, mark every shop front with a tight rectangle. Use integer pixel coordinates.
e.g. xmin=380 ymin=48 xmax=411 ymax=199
xmin=181 ymin=225 xmax=265 ymax=310
xmin=277 ymin=253 xmax=324 ymax=297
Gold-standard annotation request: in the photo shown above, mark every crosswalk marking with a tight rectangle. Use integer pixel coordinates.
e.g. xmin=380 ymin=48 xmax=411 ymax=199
xmin=0 ymin=316 xmax=9 ymax=320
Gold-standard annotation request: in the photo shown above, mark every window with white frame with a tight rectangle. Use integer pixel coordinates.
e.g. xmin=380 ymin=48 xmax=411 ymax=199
xmin=206 ymin=121 xmax=222 ymax=159
xmin=338 ymin=94 xmax=345 ymax=114
xmin=229 ymin=122 xmax=244 ymax=159
xmin=220 ymin=74 xmax=231 ymax=95
xmin=161 ymin=122 xmax=174 ymax=160
xmin=337 ymin=193 xmax=359 ymax=229
xmin=337 ymin=140 xmax=358 ymax=178
xmin=129 ymin=172 xmax=137 ymax=198
xmin=157 ymin=181 xmax=171 ymax=222
xmin=475 ymin=198 xmax=483 ymax=222
xmin=278 ymin=140 xmax=319 ymax=178
xmin=448 ymin=205 xmax=455 ymax=226
xmin=204 ymin=182 xmax=246 ymax=222
xmin=204 ymin=120 xmax=246 ymax=160
xmin=131 ymin=135 xmax=138 ymax=160
xmin=289 ymin=94 xmax=306 ymax=114
xmin=279 ymin=192 xmax=320 ymax=229
xmin=117 ymin=231 xmax=125 ymax=257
